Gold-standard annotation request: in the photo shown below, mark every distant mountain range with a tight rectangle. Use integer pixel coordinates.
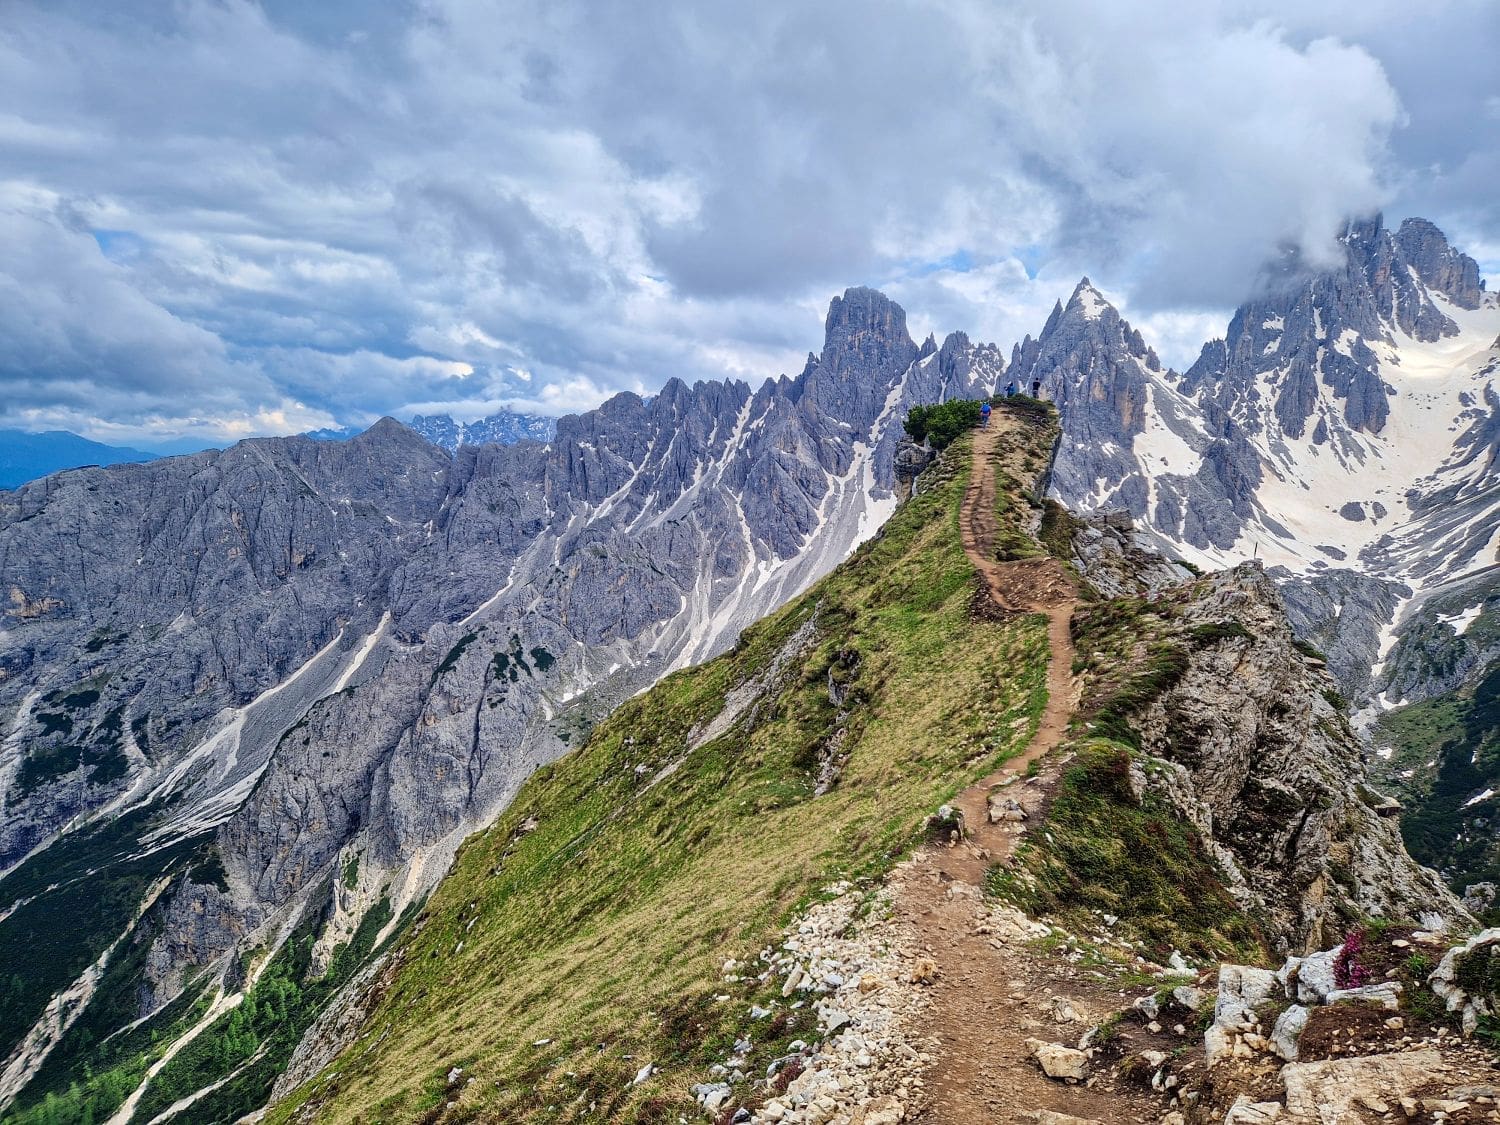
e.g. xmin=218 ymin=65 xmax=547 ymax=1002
xmin=0 ymin=411 xmax=556 ymax=494
xmin=1 ymin=214 xmax=1496 ymax=1121
xmin=0 ymin=429 xmax=158 ymax=490
xmin=307 ymin=408 xmax=556 ymax=452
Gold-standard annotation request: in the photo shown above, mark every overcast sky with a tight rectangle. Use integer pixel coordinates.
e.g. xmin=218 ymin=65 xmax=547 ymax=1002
xmin=1 ymin=0 xmax=1496 ymax=446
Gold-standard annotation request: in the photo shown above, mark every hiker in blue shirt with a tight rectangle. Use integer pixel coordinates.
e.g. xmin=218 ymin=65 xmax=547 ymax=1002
xmin=980 ymin=401 xmax=992 ymax=428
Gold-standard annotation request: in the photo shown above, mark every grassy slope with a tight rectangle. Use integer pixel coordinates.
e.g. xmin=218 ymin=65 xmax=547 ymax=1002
xmin=990 ymin=587 xmax=1267 ymax=964
xmin=1368 ymin=585 xmax=1500 ymax=893
xmin=271 ymin=429 xmax=1053 ymax=1124
xmin=1377 ymin=663 xmax=1500 ymax=895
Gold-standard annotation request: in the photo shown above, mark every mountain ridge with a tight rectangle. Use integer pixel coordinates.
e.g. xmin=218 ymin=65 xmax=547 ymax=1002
xmin=2 ymin=214 xmax=1497 ymax=1123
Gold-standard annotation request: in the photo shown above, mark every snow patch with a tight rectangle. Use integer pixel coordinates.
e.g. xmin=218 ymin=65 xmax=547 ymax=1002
xmin=1437 ymin=603 xmax=1484 ymax=637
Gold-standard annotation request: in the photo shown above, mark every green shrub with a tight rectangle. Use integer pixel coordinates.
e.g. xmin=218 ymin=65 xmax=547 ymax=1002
xmin=903 ymin=400 xmax=983 ymax=450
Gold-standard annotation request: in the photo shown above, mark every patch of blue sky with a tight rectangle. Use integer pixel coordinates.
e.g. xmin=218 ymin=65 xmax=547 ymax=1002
xmin=90 ymin=229 xmax=147 ymax=263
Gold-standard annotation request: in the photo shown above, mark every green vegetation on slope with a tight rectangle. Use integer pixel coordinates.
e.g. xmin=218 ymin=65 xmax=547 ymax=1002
xmin=989 ymin=584 xmax=1267 ymax=962
xmin=0 ymin=807 xmax=204 ymax=1068
xmin=988 ymin=743 xmax=1264 ymax=962
xmin=1378 ymin=663 xmax=1500 ymax=898
xmin=271 ymin=427 xmax=1055 ymax=1124
xmin=902 ymin=398 xmax=983 ymax=449
xmin=125 ymin=894 xmax=398 ymax=1125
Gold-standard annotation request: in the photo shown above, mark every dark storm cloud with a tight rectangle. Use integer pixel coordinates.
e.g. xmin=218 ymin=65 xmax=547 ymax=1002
xmin=0 ymin=0 xmax=1495 ymax=442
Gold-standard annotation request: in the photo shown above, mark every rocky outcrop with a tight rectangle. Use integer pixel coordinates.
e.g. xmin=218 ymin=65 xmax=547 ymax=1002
xmin=1127 ymin=565 xmax=1465 ymax=952
xmin=1064 ymin=508 xmax=1194 ymax=598
xmin=1430 ymin=927 xmax=1500 ymax=1035
xmin=1395 ymin=217 xmax=1486 ymax=311
xmin=1281 ymin=1049 xmax=1443 ymax=1124
xmin=1274 ymin=568 xmax=1411 ymax=703
xmin=1375 ymin=568 xmax=1500 ymax=709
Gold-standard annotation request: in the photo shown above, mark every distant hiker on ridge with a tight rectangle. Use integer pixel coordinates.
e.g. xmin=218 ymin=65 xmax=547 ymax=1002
xmin=1031 ymin=378 xmax=1041 ymax=398
xmin=1004 ymin=380 xmax=1016 ymax=397
xmin=980 ymin=401 xmax=992 ymax=428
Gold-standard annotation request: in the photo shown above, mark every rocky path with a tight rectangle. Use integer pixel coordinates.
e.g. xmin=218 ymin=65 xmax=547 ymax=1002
xmin=896 ymin=420 xmax=1149 ymax=1124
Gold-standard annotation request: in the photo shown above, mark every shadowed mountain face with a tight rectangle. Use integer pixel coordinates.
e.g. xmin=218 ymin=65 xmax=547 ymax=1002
xmin=0 ymin=288 xmax=1001 ymax=1077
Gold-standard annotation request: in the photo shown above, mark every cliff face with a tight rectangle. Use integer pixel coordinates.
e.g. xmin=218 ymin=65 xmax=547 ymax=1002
xmin=1070 ymin=562 xmax=1466 ymax=955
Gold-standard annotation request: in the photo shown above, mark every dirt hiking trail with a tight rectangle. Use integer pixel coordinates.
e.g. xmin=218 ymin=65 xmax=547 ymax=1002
xmin=897 ymin=417 xmax=1156 ymax=1124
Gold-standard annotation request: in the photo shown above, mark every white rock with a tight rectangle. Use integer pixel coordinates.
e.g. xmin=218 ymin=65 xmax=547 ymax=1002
xmin=1325 ymin=982 xmax=1402 ymax=1010
xmin=1274 ymin=955 xmax=1302 ymax=1000
xmin=1171 ymin=985 xmax=1207 ymax=1012
xmin=1282 ymin=1048 xmax=1443 ymax=1124
xmin=1024 ymin=1038 xmax=1088 ymax=1082
xmin=1204 ymin=1024 xmax=1233 ymax=1068
xmin=1046 ymin=996 xmax=1087 ymax=1023
xmin=1223 ymin=1096 xmax=1284 ymax=1123
xmin=1214 ymin=964 xmax=1278 ymax=1029
xmin=1270 ymin=1004 xmax=1309 ymax=1061
xmin=1430 ymin=926 xmax=1500 ymax=1036
xmin=632 ymin=1062 xmax=654 ymax=1085
xmin=1294 ymin=948 xmax=1339 ymax=1005
xmin=783 ymin=966 xmax=806 ymax=996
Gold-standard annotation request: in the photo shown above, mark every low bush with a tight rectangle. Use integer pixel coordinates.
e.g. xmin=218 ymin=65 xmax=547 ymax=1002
xmin=904 ymin=400 xmax=983 ymax=450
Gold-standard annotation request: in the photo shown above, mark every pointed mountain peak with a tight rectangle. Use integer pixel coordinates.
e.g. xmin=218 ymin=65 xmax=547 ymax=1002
xmin=918 ymin=333 xmax=938 ymax=360
xmin=1016 ymin=280 xmax=1161 ymax=374
xmin=1395 ymin=217 xmax=1486 ymax=310
xmin=359 ymin=416 xmax=415 ymax=441
xmin=1064 ymin=276 xmax=1115 ymax=321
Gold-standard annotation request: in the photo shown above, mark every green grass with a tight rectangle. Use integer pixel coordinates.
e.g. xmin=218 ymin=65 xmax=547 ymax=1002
xmin=1189 ymin=621 xmax=1251 ymax=646
xmin=1036 ymin=499 xmax=1084 ymax=562
xmin=988 ymin=742 xmax=1265 ymax=963
xmin=268 ymin=425 xmax=1058 ymax=1124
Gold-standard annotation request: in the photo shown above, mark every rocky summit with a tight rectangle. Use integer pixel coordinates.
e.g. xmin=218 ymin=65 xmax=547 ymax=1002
xmin=2 ymin=218 xmax=1498 ymax=1125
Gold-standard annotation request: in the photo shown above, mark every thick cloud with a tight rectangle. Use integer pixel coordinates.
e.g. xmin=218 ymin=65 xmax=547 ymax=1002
xmin=0 ymin=0 xmax=1494 ymax=441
